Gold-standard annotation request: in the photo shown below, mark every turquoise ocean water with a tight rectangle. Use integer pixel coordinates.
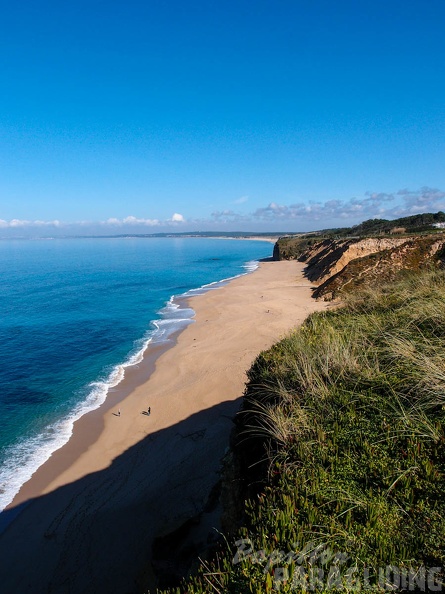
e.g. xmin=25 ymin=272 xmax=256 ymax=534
xmin=0 ymin=237 xmax=271 ymax=511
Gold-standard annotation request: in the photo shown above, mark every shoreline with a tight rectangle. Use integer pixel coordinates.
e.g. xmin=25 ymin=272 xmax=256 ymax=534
xmin=0 ymin=260 xmax=327 ymax=593
xmin=1 ymin=262 xmax=255 ymax=513
xmin=0 ymin=257 xmax=258 ymax=515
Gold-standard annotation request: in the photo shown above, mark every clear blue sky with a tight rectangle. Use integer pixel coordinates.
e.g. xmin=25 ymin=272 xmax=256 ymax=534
xmin=1 ymin=0 xmax=444 ymax=235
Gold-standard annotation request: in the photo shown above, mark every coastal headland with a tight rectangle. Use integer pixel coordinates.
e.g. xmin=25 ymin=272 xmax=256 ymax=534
xmin=0 ymin=260 xmax=326 ymax=593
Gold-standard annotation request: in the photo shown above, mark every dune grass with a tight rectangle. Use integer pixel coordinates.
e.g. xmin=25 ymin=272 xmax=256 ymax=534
xmin=160 ymin=269 xmax=445 ymax=593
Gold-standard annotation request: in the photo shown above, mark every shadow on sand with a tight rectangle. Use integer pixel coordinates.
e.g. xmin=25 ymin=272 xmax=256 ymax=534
xmin=0 ymin=398 xmax=242 ymax=594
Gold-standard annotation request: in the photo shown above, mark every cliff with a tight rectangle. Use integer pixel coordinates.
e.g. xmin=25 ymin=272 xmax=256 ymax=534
xmin=275 ymin=233 xmax=445 ymax=300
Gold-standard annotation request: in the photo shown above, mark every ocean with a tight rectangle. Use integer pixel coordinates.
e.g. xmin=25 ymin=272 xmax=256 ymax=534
xmin=0 ymin=237 xmax=271 ymax=512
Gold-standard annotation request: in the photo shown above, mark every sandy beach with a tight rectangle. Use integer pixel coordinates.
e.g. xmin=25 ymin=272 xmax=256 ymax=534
xmin=0 ymin=260 xmax=326 ymax=593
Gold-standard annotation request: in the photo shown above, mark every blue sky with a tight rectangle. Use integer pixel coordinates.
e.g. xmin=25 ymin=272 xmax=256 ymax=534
xmin=1 ymin=0 xmax=445 ymax=235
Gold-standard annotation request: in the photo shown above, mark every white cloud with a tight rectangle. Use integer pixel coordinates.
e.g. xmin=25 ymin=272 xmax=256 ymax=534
xmin=0 ymin=219 xmax=61 ymax=228
xmin=232 ymin=195 xmax=249 ymax=205
xmin=251 ymin=187 xmax=445 ymax=225
xmin=2 ymin=188 xmax=444 ymax=235
xmin=101 ymin=214 xmax=184 ymax=227
xmin=392 ymin=187 xmax=445 ymax=216
xmin=122 ymin=215 xmax=160 ymax=226
xmin=101 ymin=216 xmax=160 ymax=226
xmin=34 ymin=219 xmax=61 ymax=227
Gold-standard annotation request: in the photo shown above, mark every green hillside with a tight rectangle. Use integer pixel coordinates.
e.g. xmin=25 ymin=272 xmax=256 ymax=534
xmin=160 ymin=269 xmax=445 ymax=593
xmin=324 ymin=211 xmax=445 ymax=238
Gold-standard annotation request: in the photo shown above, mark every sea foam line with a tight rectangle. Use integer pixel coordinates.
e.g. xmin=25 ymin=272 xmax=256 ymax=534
xmin=0 ymin=258 xmax=260 ymax=514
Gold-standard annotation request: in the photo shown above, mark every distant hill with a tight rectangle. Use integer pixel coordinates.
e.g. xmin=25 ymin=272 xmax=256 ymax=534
xmin=75 ymin=231 xmax=285 ymax=239
xmin=323 ymin=210 xmax=445 ymax=238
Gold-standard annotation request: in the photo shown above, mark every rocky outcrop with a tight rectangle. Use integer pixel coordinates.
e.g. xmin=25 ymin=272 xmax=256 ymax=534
xmin=274 ymin=234 xmax=445 ymax=300
xmin=300 ymin=237 xmax=408 ymax=284
xmin=273 ymin=235 xmax=318 ymax=261
xmin=314 ymin=235 xmax=445 ymax=300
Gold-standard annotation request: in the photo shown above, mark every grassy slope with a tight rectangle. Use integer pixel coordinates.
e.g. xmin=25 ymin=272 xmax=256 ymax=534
xmin=160 ymin=269 xmax=445 ymax=593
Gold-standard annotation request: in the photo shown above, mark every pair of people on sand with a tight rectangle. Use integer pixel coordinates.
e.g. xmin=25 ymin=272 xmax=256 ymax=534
xmin=117 ymin=407 xmax=151 ymax=416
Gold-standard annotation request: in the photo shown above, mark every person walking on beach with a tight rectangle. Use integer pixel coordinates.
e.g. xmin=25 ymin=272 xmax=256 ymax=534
xmin=118 ymin=408 xmax=121 ymax=417
xmin=147 ymin=406 xmax=151 ymax=415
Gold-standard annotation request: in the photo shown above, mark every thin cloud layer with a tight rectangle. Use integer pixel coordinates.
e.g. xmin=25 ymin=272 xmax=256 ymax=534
xmin=1 ymin=189 xmax=444 ymax=235
xmin=0 ymin=219 xmax=61 ymax=228
xmin=232 ymin=196 xmax=249 ymax=205
xmin=210 ymin=210 xmax=250 ymax=223
xmin=393 ymin=188 xmax=445 ymax=215
xmin=251 ymin=187 xmax=445 ymax=224
xmin=103 ymin=213 xmax=186 ymax=226
xmin=0 ymin=213 xmax=187 ymax=235
xmin=104 ymin=216 xmax=161 ymax=226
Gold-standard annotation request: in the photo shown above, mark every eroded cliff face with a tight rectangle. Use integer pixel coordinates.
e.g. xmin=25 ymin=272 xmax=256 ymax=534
xmin=275 ymin=234 xmax=445 ymax=300
xmin=300 ymin=237 xmax=408 ymax=284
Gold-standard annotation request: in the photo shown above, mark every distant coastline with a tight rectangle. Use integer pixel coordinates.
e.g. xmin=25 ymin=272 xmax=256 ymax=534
xmin=0 ymin=232 xmax=287 ymax=242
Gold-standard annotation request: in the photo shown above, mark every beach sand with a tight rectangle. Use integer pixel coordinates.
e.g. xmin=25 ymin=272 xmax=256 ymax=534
xmin=0 ymin=260 xmax=326 ymax=593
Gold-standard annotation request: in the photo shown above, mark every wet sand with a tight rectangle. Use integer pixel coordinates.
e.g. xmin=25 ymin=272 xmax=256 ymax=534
xmin=0 ymin=260 xmax=326 ymax=593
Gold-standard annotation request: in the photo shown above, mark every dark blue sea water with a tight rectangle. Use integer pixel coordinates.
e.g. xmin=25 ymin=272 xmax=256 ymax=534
xmin=0 ymin=237 xmax=270 ymax=510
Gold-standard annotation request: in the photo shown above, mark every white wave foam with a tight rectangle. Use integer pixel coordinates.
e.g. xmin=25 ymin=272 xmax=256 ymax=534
xmin=181 ymin=261 xmax=259 ymax=299
xmin=243 ymin=260 xmax=259 ymax=272
xmin=0 ymin=256 xmax=260 ymax=514
xmin=0 ymin=309 xmax=196 ymax=513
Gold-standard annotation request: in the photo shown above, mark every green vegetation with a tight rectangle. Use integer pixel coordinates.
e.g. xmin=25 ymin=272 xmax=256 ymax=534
xmin=325 ymin=211 xmax=445 ymax=238
xmin=160 ymin=268 xmax=445 ymax=592
xmin=349 ymin=212 xmax=445 ymax=237
xmin=273 ymin=235 xmax=324 ymax=260
xmin=273 ymin=235 xmax=327 ymax=260
xmin=274 ymin=212 xmax=445 ymax=261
